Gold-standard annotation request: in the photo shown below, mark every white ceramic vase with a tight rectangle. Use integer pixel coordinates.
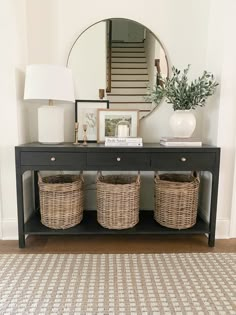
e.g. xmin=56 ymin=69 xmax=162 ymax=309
xmin=169 ymin=110 xmax=196 ymax=138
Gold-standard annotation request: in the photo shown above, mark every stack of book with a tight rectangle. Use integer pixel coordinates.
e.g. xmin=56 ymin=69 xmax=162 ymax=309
xmin=105 ymin=137 xmax=143 ymax=147
xmin=160 ymin=137 xmax=202 ymax=146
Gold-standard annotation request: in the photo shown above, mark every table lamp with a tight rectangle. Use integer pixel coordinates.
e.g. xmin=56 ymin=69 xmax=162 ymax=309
xmin=24 ymin=64 xmax=75 ymax=143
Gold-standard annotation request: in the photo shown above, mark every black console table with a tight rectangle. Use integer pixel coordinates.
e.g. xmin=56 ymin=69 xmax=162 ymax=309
xmin=15 ymin=143 xmax=220 ymax=248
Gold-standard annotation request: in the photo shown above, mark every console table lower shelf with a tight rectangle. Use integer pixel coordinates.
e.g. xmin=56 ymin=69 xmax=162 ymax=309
xmin=25 ymin=210 xmax=209 ymax=236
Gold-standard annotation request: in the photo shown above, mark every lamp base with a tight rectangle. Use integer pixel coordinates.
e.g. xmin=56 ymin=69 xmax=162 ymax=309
xmin=38 ymin=106 xmax=64 ymax=144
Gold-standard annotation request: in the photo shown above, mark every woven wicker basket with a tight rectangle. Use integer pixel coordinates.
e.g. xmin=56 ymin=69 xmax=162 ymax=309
xmin=97 ymin=172 xmax=140 ymax=229
xmin=154 ymin=172 xmax=199 ymax=229
xmin=38 ymin=173 xmax=84 ymax=229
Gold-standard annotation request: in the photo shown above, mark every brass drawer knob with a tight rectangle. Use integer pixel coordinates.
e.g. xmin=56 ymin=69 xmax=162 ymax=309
xmin=117 ymin=157 xmax=121 ymax=162
xmin=180 ymin=157 xmax=187 ymax=162
xmin=50 ymin=157 xmax=56 ymax=162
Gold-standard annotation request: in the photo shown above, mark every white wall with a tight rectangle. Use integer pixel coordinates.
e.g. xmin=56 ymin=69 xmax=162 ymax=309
xmin=0 ymin=183 xmax=2 ymax=238
xmin=112 ymin=19 xmax=129 ymax=42
xmin=0 ymin=0 xmax=29 ymax=239
xmin=203 ymin=0 xmax=236 ymax=238
xmin=144 ymin=30 xmax=157 ymax=88
xmin=25 ymin=0 xmax=211 ymax=143
xmin=159 ymin=45 xmax=168 ymax=78
xmin=112 ymin=19 xmax=144 ymax=42
xmin=218 ymin=0 xmax=236 ymax=238
xmin=67 ymin=21 xmax=107 ymax=99
xmin=1 ymin=0 xmax=236 ymax=239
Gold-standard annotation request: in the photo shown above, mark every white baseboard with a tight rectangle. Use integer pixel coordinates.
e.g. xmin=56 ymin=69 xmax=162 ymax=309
xmin=215 ymin=219 xmax=231 ymax=239
xmin=0 ymin=218 xmax=232 ymax=240
xmin=200 ymin=210 xmax=231 ymax=239
xmin=1 ymin=219 xmax=18 ymax=240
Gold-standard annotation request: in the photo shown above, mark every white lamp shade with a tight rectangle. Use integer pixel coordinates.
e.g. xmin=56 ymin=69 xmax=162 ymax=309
xmin=24 ymin=64 xmax=75 ymax=143
xmin=24 ymin=64 xmax=75 ymax=102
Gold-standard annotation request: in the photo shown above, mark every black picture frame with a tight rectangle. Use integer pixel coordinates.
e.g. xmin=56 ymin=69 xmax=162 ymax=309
xmin=75 ymin=99 xmax=109 ymax=142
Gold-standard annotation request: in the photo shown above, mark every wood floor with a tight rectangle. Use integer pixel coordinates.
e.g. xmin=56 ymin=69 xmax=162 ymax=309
xmin=0 ymin=235 xmax=235 ymax=254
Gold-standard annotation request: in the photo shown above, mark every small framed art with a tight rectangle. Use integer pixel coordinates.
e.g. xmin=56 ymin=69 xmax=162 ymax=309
xmin=75 ymin=99 xmax=109 ymax=142
xmin=97 ymin=109 xmax=139 ymax=143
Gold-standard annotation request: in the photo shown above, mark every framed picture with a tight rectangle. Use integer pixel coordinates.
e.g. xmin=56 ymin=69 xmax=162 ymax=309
xmin=75 ymin=99 xmax=109 ymax=142
xmin=97 ymin=109 xmax=139 ymax=143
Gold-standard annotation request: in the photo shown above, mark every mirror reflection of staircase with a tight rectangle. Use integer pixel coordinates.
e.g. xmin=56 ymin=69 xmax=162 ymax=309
xmin=107 ymin=41 xmax=153 ymax=118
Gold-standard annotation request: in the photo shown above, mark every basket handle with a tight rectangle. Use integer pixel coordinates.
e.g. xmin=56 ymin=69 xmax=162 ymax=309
xmin=192 ymin=171 xmax=200 ymax=182
xmin=38 ymin=172 xmax=42 ymax=184
xmin=136 ymin=171 xmax=141 ymax=183
xmin=79 ymin=170 xmax=84 ymax=183
xmin=97 ymin=171 xmax=102 ymax=182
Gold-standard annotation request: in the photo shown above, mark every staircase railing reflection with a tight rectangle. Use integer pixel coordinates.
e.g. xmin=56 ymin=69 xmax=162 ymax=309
xmin=154 ymin=59 xmax=163 ymax=87
xmin=106 ymin=20 xmax=112 ymax=93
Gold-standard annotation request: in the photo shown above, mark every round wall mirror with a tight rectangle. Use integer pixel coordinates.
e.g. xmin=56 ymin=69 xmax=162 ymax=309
xmin=67 ymin=18 xmax=169 ymax=119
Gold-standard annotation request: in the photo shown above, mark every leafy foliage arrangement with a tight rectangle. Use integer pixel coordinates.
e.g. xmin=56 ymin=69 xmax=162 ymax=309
xmin=146 ymin=65 xmax=219 ymax=111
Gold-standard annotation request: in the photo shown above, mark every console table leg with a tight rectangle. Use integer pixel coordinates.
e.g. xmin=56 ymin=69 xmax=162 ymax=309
xmin=16 ymin=170 xmax=25 ymax=248
xmin=19 ymin=234 xmax=26 ymax=248
xmin=33 ymin=170 xmax=39 ymax=211
xmin=208 ymin=233 xmax=215 ymax=247
xmin=208 ymin=164 xmax=220 ymax=248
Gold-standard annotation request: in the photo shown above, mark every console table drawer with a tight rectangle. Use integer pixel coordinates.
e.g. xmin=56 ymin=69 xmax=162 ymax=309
xmin=151 ymin=152 xmax=215 ymax=170
xmin=21 ymin=152 xmax=86 ymax=167
xmin=87 ymin=153 xmax=150 ymax=169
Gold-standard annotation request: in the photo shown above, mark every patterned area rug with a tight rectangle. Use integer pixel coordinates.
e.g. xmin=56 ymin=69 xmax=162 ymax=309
xmin=0 ymin=253 xmax=235 ymax=315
